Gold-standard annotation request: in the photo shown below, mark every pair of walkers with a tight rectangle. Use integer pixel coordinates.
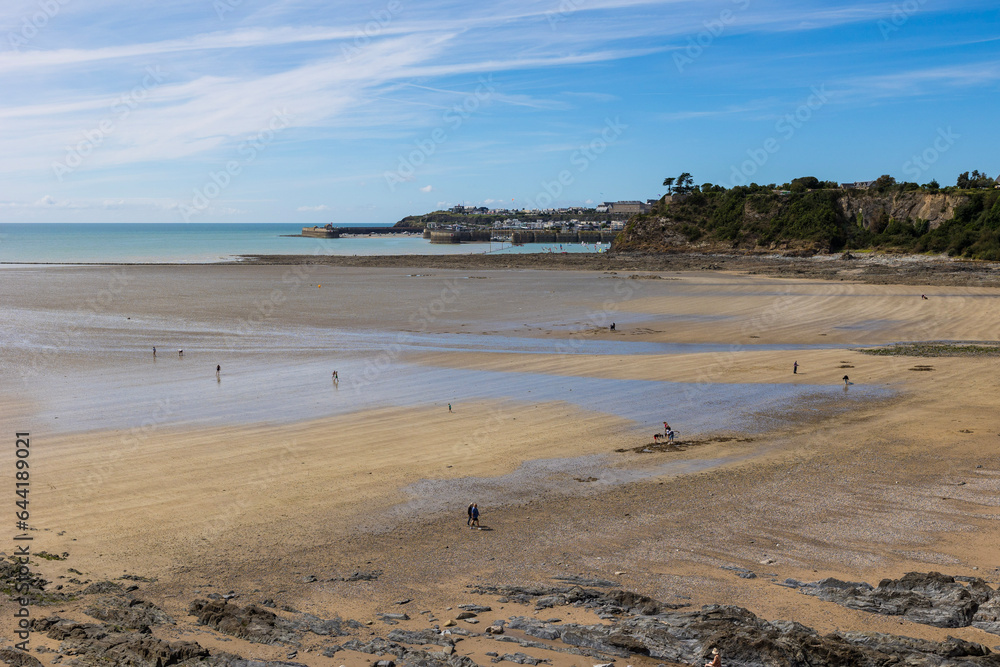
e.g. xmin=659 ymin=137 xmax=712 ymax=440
xmin=466 ymin=503 xmax=480 ymax=528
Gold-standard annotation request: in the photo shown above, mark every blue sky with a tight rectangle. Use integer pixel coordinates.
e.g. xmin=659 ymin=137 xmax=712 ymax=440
xmin=0 ymin=0 xmax=997 ymax=223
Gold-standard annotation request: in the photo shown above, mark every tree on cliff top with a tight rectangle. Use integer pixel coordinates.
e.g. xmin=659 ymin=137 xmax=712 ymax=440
xmin=872 ymin=175 xmax=897 ymax=192
xmin=791 ymin=176 xmax=821 ymax=190
xmin=957 ymin=170 xmax=994 ymax=189
xmin=676 ymin=172 xmax=694 ymax=194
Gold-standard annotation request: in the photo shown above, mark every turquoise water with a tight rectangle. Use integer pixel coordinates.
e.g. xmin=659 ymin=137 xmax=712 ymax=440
xmin=0 ymin=223 xmax=608 ymax=264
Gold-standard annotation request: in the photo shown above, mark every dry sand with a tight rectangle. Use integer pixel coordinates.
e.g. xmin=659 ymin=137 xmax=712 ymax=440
xmin=1 ymin=263 xmax=999 ymax=665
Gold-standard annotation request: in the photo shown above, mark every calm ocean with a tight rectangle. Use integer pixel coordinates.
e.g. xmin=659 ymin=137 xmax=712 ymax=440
xmin=0 ymin=223 xmax=606 ymax=264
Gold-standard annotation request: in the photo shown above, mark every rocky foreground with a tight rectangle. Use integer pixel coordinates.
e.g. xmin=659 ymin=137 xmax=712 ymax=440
xmin=5 ymin=561 xmax=1000 ymax=667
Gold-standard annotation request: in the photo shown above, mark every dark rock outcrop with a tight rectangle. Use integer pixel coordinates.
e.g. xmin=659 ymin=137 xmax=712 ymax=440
xmin=85 ymin=596 xmax=174 ymax=629
xmin=387 ymin=629 xmax=455 ymax=648
xmin=502 ymin=604 xmax=1000 ymax=666
xmin=32 ymin=616 xmax=209 ymax=666
xmin=32 ymin=615 xmax=310 ymax=667
xmin=0 ymin=647 xmax=44 ymax=667
xmin=0 ymin=558 xmax=63 ymax=605
xmin=786 ymin=571 xmax=1000 ymax=634
xmin=189 ymin=599 xmax=299 ymax=645
xmin=82 ymin=581 xmax=126 ymax=596
xmin=471 ymin=582 xmax=1000 ymax=666
xmin=471 ymin=584 xmax=687 ymax=615
xmin=337 ymin=569 xmax=381 ymax=582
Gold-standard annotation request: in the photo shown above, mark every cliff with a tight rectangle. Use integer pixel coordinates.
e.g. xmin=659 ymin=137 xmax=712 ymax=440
xmin=835 ymin=191 xmax=965 ymax=231
xmin=612 ymin=188 xmax=1000 ymax=259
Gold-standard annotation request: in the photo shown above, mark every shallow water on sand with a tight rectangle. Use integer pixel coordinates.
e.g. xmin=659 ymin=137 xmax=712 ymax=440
xmin=10 ymin=346 xmax=888 ymax=438
xmin=0 ymin=292 xmax=891 ymax=440
xmin=0 ymin=306 xmax=854 ymax=357
xmin=1 ymin=303 xmax=890 ymax=435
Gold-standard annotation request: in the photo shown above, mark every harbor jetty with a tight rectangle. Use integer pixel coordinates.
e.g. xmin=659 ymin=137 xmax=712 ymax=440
xmin=301 ymin=225 xmax=422 ymax=238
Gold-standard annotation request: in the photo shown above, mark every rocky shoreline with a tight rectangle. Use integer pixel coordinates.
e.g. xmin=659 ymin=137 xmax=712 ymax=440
xmin=236 ymin=252 xmax=1000 ymax=287
xmin=7 ymin=558 xmax=1000 ymax=667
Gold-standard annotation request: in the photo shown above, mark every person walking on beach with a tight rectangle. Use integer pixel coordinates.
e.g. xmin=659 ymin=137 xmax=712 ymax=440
xmin=332 ymin=370 xmax=338 ymax=381
xmin=178 ymin=349 xmax=183 ymax=357
xmin=467 ymin=503 xmax=474 ymax=526
xmin=843 ymin=375 xmax=850 ymax=386
xmin=470 ymin=503 xmax=480 ymax=529
xmin=448 ymin=403 xmax=452 ymax=413
xmin=793 ymin=361 xmax=798 ymax=374
xmin=152 ymin=346 xmax=156 ymax=357
xmin=216 ymin=364 xmax=221 ymax=376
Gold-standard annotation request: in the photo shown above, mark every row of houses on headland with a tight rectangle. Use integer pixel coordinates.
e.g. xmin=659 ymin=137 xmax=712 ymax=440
xmin=430 ymin=218 xmax=628 ymax=231
xmin=448 ymin=200 xmax=659 ymax=216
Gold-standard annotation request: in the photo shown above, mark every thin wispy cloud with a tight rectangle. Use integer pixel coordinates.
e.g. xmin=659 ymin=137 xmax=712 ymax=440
xmin=0 ymin=0 xmax=995 ymax=222
xmin=835 ymin=60 xmax=1000 ymax=100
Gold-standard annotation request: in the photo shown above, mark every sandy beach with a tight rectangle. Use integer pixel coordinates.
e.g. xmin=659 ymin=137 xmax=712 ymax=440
xmin=2 ymin=261 xmax=999 ymax=666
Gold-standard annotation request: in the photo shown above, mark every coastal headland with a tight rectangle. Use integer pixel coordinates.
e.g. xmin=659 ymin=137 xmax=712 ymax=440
xmin=2 ymin=257 xmax=999 ymax=666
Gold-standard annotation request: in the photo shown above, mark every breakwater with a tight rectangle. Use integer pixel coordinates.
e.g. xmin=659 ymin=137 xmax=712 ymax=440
xmin=302 ymin=226 xmax=422 ymax=238
xmin=427 ymin=229 xmax=618 ymax=244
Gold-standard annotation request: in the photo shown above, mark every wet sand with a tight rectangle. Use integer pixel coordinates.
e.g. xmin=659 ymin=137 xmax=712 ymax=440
xmin=2 ymin=263 xmax=999 ymax=665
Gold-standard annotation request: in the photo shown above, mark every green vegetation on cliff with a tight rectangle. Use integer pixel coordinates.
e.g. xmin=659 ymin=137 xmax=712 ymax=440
xmin=616 ymin=185 xmax=1000 ymax=260
xmin=396 ymin=212 xmax=508 ymax=228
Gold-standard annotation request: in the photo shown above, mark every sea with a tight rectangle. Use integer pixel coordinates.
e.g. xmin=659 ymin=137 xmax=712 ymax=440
xmin=0 ymin=223 xmax=608 ymax=264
